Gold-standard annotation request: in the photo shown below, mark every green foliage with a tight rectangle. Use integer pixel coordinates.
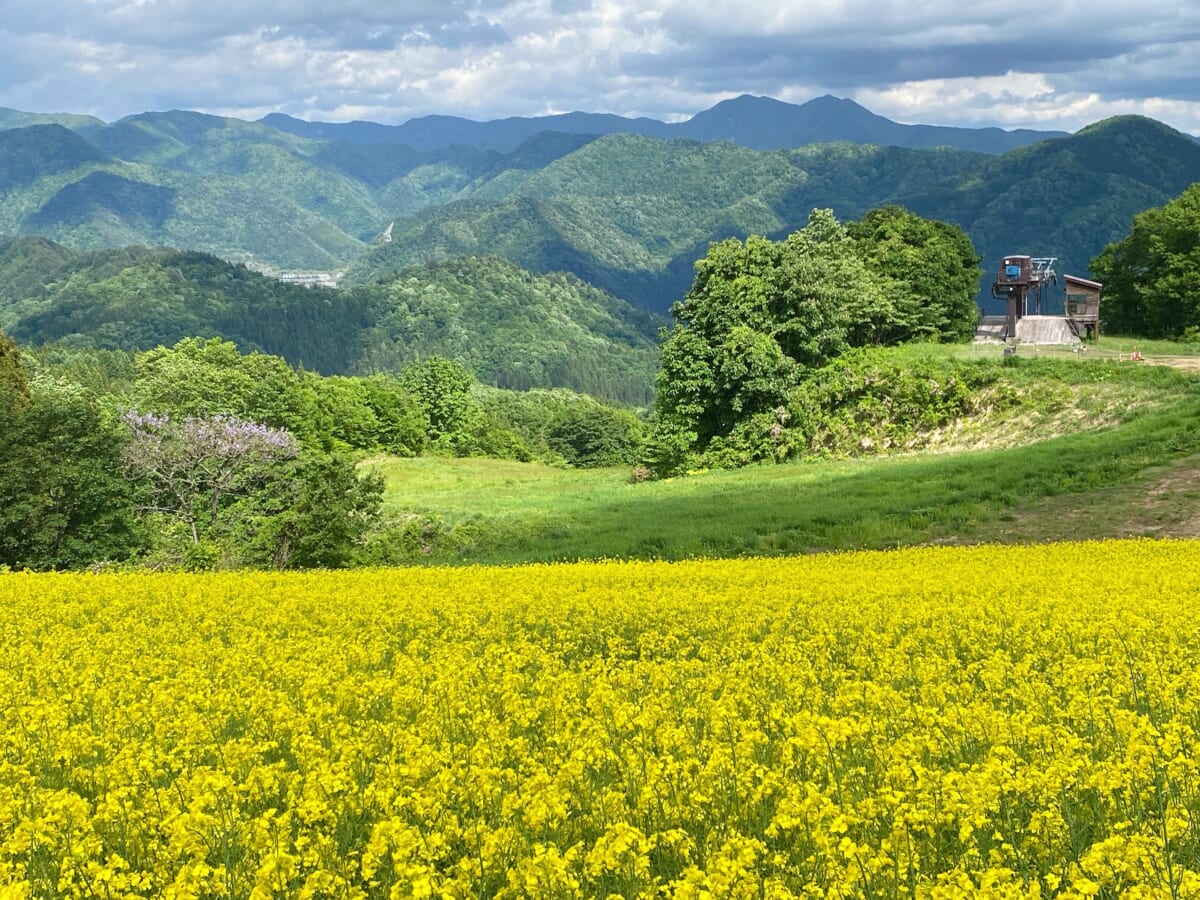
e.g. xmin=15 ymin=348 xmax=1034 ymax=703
xmin=394 ymin=356 xmax=532 ymax=460
xmin=784 ymin=351 xmax=997 ymax=457
xmin=355 ymin=256 xmax=662 ymax=404
xmin=1 ymin=239 xmax=660 ymax=403
xmin=0 ymin=235 xmax=78 ymax=311
xmin=545 ymin=404 xmax=644 ymax=468
xmin=0 ymin=378 xmax=143 ymax=569
xmin=359 ymin=377 xmax=429 ymax=455
xmin=20 ymin=344 xmax=137 ymax=397
xmin=0 ymin=326 xmax=28 ymax=405
xmin=474 ymin=385 xmax=644 ymax=466
xmin=305 ymin=373 xmax=427 ymax=455
xmin=649 ymin=209 xmax=899 ymax=473
xmin=118 ymin=404 xmax=383 ymax=569
xmin=234 ymin=453 xmax=384 ymax=569
xmin=1 ymin=243 xmax=375 ymax=373
xmin=1091 ymin=182 xmax=1200 ymax=338
xmin=847 ymin=205 xmax=982 ymax=342
xmin=773 ymin=208 xmax=882 ymax=356
xmin=398 ymin=356 xmax=477 ymax=440
xmin=130 ymin=338 xmax=321 ymax=443
xmin=128 ymin=338 xmax=435 ymax=458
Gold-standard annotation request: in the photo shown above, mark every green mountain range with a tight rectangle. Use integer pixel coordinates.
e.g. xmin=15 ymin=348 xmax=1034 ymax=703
xmin=0 ymin=237 xmax=661 ymax=403
xmin=1 ymin=101 xmax=1198 ymax=316
xmin=260 ymin=94 xmax=1068 ymax=154
xmin=347 ymin=120 xmax=1200 ymax=313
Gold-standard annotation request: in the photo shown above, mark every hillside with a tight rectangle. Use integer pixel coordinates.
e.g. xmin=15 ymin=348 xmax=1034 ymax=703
xmin=898 ymin=115 xmax=1200 ymax=313
xmin=0 ymin=122 xmax=369 ymax=269
xmin=0 ymin=238 xmax=373 ymax=372
xmin=345 ymin=119 xmax=1200 ymax=313
xmin=0 ymin=238 xmax=661 ymax=402
xmin=354 ymin=256 xmax=661 ymax=401
xmin=364 ymin=347 xmax=1200 ymax=564
xmin=343 ymin=138 xmax=989 ymax=311
xmin=0 ymin=125 xmax=111 ymax=193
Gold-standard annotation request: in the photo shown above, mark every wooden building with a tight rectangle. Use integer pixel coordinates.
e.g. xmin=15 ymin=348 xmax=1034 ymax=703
xmin=1064 ymin=275 xmax=1102 ymax=339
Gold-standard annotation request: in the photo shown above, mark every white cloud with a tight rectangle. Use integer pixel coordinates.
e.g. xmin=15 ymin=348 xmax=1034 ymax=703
xmin=0 ymin=0 xmax=1196 ymax=134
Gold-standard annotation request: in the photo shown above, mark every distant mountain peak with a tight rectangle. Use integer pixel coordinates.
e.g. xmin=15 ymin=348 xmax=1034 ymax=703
xmin=1076 ymin=113 xmax=1186 ymax=137
xmin=255 ymin=95 xmax=1065 ymax=155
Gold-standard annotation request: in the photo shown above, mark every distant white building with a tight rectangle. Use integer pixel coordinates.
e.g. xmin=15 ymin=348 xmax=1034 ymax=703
xmin=277 ymin=272 xmax=338 ymax=288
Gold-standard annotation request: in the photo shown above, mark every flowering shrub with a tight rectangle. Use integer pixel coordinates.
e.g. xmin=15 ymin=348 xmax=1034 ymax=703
xmin=2 ymin=540 xmax=1199 ymax=897
xmin=122 ymin=410 xmax=298 ymax=544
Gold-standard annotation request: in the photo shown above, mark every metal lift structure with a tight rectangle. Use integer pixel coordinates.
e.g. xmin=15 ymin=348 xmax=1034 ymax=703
xmin=990 ymin=255 xmax=1058 ymax=340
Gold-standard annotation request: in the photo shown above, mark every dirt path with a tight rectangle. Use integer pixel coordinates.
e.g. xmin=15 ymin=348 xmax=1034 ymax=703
xmin=1144 ymin=355 xmax=1200 ymax=372
xmin=947 ymin=454 xmax=1200 ymax=546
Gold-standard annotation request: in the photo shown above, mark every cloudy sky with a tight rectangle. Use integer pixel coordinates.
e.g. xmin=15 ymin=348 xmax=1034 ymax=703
xmin=1 ymin=0 xmax=1198 ymax=135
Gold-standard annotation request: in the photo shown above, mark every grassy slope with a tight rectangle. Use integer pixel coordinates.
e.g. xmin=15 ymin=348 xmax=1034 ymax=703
xmin=364 ymin=350 xmax=1200 ymax=564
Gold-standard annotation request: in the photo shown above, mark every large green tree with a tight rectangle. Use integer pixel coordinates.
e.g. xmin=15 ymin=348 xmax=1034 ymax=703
xmin=847 ymin=205 xmax=982 ymax=343
xmin=398 ymin=356 xmax=479 ymax=443
xmin=648 ymin=209 xmax=884 ymax=473
xmin=646 ymin=206 xmax=985 ymax=474
xmin=1091 ymin=183 xmax=1200 ymax=337
xmin=0 ymin=378 xmax=143 ymax=569
xmin=235 ymin=453 xmax=385 ymax=569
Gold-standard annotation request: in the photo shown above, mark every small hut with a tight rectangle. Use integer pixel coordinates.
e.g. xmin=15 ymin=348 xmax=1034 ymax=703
xmin=1064 ymin=275 xmax=1102 ymax=340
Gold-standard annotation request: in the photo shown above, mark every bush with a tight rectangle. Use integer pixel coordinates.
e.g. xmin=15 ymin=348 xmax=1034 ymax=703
xmin=650 ymin=350 xmax=999 ymax=472
xmin=785 ymin=351 xmax=995 ymax=457
xmin=546 ymin=404 xmax=644 ymax=468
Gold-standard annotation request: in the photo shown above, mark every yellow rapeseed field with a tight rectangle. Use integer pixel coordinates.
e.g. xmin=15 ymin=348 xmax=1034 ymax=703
xmin=2 ymin=540 xmax=1199 ymax=899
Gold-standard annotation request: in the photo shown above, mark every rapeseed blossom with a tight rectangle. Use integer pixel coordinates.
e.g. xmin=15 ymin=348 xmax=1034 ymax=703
xmin=1 ymin=540 xmax=1199 ymax=897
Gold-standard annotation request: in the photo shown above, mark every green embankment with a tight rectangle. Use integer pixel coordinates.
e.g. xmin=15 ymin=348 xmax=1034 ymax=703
xmin=363 ymin=350 xmax=1200 ymax=565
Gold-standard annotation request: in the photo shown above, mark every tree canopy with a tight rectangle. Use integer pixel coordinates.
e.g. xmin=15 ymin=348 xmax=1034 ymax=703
xmin=0 ymin=379 xmax=143 ymax=569
xmin=1091 ymin=182 xmax=1200 ymax=338
xmin=847 ymin=205 xmax=982 ymax=343
xmin=0 ymin=327 xmax=28 ymax=406
xmin=647 ymin=207 xmax=982 ymax=474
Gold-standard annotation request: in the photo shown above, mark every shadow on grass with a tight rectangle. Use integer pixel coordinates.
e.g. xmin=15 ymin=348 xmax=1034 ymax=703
xmin=453 ymin=397 xmax=1200 ymax=564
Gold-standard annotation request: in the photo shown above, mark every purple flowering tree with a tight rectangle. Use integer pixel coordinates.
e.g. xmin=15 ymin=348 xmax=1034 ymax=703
xmin=122 ymin=410 xmax=298 ymax=543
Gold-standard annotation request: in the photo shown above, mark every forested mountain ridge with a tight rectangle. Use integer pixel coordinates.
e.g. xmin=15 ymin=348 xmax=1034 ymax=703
xmin=0 ymin=108 xmax=104 ymax=131
xmin=342 ymin=137 xmax=994 ymax=311
xmin=0 ymin=104 xmax=1198 ymax=313
xmin=259 ymin=94 xmax=1067 ymax=154
xmin=0 ymin=237 xmax=662 ymax=403
xmin=0 ymin=122 xmax=369 ymax=269
xmin=346 ymin=117 xmax=1200 ymax=313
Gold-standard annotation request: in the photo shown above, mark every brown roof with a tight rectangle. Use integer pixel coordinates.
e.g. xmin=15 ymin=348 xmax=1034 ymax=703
xmin=1064 ymin=275 xmax=1102 ymax=289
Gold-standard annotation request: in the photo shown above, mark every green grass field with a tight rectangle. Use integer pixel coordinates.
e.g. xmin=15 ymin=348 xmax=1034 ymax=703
xmin=362 ymin=353 xmax=1200 ymax=564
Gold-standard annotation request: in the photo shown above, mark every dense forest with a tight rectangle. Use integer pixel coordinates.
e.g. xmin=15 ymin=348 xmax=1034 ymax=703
xmin=0 ymin=238 xmax=662 ymax=404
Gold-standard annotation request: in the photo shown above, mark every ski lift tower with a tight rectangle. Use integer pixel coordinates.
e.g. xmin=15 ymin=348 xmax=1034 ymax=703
xmin=991 ymin=255 xmax=1058 ymax=340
